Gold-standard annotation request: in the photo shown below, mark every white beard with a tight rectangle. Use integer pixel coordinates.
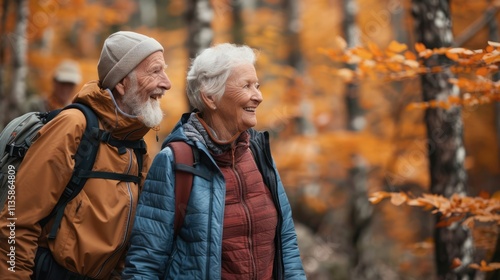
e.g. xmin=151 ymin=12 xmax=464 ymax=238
xmin=134 ymin=97 xmax=164 ymax=128
xmin=122 ymin=83 xmax=164 ymax=128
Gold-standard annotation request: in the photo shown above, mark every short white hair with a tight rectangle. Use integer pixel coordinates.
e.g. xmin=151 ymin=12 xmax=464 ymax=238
xmin=186 ymin=43 xmax=257 ymax=111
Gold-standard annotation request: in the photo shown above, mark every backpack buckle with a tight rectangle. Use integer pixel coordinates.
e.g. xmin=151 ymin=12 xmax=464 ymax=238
xmin=97 ymin=129 xmax=113 ymax=144
xmin=8 ymin=144 xmax=26 ymax=158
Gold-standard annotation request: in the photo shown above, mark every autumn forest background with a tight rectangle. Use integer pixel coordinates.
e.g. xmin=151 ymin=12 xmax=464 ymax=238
xmin=1 ymin=0 xmax=500 ymax=279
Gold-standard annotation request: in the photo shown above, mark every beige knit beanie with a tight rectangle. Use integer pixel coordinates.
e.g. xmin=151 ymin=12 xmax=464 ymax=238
xmin=98 ymin=31 xmax=164 ymax=90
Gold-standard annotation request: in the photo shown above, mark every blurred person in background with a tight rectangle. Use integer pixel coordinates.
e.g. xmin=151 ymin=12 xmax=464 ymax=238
xmin=123 ymin=43 xmax=306 ymax=279
xmin=24 ymin=59 xmax=82 ymax=113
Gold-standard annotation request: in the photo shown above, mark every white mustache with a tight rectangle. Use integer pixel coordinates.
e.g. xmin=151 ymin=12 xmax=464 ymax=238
xmin=150 ymin=89 xmax=164 ymax=95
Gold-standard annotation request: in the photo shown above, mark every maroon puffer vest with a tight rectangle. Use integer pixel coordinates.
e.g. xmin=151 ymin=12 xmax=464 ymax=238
xmin=212 ymin=132 xmax=278 ymax=280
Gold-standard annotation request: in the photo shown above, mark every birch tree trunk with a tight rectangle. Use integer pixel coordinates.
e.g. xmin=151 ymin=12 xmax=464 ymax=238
xmin=231 ymin=0 xmax=244 ymax=44
xmin=490 ymin=6 xmax=500 ymax=178
xmin=284 ymin=0 xmax=303 ymax=72
xmin=342 ymin=0 xmax=364 ymax=131
xmin=185 ymin=0 xmax=213 ymax=110
xmin=138 ymin=0 xmax=157 ymax=27
xmin=185 ymin=0 xmax=214 ymax=60
xmin=283 ymin=0 xmax=314 ymax=135
xmin=6 ymin=0 xmax=28 ymax=126
xmin=487 ymin=6 xmax=500 ymax=280
xmin=412 ymin=1 xmax=475 ymax=279
xmin=0 ymin=0 xmax=10 ymax=129
xmin=341 ymin=1 xmax=374 ymax=279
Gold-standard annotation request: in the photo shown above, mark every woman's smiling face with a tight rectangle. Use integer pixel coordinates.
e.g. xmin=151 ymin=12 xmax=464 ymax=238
xmin=214 ymin=63 xmax=263 ymax=136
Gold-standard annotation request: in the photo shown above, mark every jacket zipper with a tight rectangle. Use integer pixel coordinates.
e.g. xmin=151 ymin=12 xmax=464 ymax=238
xmin=264 ymin=143 xmax=284 ymax=280
xmin=252 ymin=132 xmax=284 ymax=279
xmin=232 ymin=146 xmax=257 ymax=280
xmin=205 ymin=168 xmax=214 ymax=279
xmin=92 ymin=148 xmax=135 ymax=278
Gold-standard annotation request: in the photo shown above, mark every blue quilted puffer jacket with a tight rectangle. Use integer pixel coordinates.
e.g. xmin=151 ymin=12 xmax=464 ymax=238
xmin=122 ymin=113 xmax=306 ymax=280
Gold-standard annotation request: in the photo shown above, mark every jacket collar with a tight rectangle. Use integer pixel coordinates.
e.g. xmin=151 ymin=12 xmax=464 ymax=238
xmin=72 ymin=81 xmax=150 ymax=141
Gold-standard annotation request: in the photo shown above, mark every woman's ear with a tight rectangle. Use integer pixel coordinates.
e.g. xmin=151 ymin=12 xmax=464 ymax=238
xmin=201 ymin=92 xmax=217 ymax=110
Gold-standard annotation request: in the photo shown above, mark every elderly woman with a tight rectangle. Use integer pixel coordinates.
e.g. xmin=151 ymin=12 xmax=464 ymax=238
xmin=123 ymin=43 xmax=305 ymax=279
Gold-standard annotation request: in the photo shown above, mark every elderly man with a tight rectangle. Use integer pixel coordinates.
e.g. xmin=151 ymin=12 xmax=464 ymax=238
xmin=0 ymin=31 xmax=171 ymax=279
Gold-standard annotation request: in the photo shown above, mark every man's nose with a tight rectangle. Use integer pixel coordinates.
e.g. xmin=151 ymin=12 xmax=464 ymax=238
xmin=160 ymin=72 xmax=172 ymax=90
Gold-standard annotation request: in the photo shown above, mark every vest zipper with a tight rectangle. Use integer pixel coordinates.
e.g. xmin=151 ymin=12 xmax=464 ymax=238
xmin=232 ymin=146 xmax=257 ymax=279
xmin=92 ymin=148 xmax=135 ymax=278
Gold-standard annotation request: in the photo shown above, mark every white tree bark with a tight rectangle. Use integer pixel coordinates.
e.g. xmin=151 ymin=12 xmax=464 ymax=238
xmin=185 ymin=0 xmax=213 ymax=111
xmin=11 ymin=0 xmax=28 ymax=109
xmin=0 ymin=0 xmax=10 ymax=129
xmin=412 ymin=1 xmax=475 ymax=279
xmin=186 ymin=0 xmax=213 ymax=60
xmin=139 ymin=0 xmax=157 ymax=27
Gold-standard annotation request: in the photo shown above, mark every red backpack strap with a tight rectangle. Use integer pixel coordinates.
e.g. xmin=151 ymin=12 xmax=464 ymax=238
xmin=168 ymin=141 xmax=194 ymax=236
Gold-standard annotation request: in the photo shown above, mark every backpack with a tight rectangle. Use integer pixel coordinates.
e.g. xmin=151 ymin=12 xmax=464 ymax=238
xmin=0 ymin=103 xmax=146 ymax=239
xmin=167 ymin=141 xmax=211 ymax=235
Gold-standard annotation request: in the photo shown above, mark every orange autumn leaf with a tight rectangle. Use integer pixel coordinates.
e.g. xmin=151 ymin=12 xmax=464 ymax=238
xmin=335 ymin=36 xmax=347 ymax=50
xmin=406 ymin=197 xmax=431 ymax=207
xmin=451 ymin=258 xmax=462 ymax=269
xmin=483 ymin=50 xmax=500 ymax=64
xmin=492 ymin=191 xmax=500 ymax=200
xmin=405 ymin=102 xmax=423 ymax=110
xmin=469 ymin=260 xmax=500 ymax=272
xmin=407 ymin=194 xmax=441 ymax=208
xmin=403 ymin=60 xmax=420 ymax=69
xmin=473 ymin=215 xmax=500 ymax=223
xmin=337 ymin=68 xmax=355 ymax=83
xmin=404 ymin=50 xmax=417 ymax=60
xmin=475 ymin=67 xmax=489 ymax=76
xmin=419 ymin=49 xmax=434 ymax=59
xmin=431 ymin=66 xmax=443 ymax=72
xmin=368 ymin=191 xmax=393 ymax=204
xmin=387 ymin=40 xmax=407 ymax=53
xmin=415 ymin=42 xmax=426 ymax=53
xmin=367 ymin=42 xmax=383 ymax=57
xmin=436 ymin=215 xmax=465 ymax=228
xmin=487 ymin=41 xmax=500 ymax=48
xmin=390 ymin=192 xmax=408 ymax=206
xmin=447 ymin=47 xmax=466 ymax=54
xmin=353 ymin=47 xmax=373 ymax=60
xmin=445 ymin=51 xmax=460 ymax=61
xmin=478 ymin=190 xmax=491 ymax=199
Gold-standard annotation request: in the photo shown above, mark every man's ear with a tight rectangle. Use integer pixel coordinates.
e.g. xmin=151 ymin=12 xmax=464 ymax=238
xmin=201 ymin=91 xmax=217 ymax=109
xmin=115 ymin=81 xmax=126 ymax=97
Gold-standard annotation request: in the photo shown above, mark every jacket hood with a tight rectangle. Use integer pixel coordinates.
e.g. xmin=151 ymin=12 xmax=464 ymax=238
xmin=73 ymin=81 xmax=150 ymax=140
xmin=162 ymin=112 xmax=192 ymax=149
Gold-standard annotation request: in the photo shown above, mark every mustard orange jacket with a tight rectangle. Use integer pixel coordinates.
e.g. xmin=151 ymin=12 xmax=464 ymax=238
xmin=0 ymin=81 xmax=151 ymax=279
